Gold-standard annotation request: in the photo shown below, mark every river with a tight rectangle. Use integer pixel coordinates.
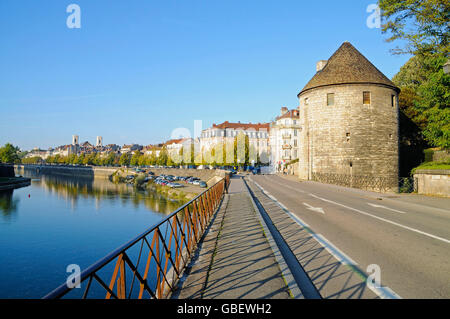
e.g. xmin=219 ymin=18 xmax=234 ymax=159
xmin=0 ymin=169 xmax=185 ymax=298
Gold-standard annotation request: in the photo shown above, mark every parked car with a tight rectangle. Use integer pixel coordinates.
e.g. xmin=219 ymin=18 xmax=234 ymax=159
xmin=252 ymin=167 xmax=261 ymax=175
xmin=168 ymin=182 xmax=183 ymax=188
xmin=199 ymin=181 xmax=207 ymax=188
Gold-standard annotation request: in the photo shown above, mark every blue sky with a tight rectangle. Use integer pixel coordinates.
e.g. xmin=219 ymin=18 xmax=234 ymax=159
xmin=0 ymin=0 xmax=411 ymax=150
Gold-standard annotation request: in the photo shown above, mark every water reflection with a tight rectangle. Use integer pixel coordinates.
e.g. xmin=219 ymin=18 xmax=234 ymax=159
xmin=0 ymin=189 xmax=19 ymax=221
xmin=21 ymin=170 xmax=184 ymax=216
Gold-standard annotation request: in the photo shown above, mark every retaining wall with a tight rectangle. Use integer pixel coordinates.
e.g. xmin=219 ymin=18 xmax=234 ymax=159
xmin=414 ymin=169 xmax=450 ymax=197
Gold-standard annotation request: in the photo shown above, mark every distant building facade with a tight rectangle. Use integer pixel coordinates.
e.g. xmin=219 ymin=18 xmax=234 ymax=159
xmin=270 ymin=107 xmax=300 ymax=173
xmin=200 ymin=121 xmax=270 ymax=165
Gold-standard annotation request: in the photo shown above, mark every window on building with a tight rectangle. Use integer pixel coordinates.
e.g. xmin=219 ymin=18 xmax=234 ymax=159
xmin=391 ymin=95 xmax=396 ymax=107
xmin=294 ymin=139 xmax=298 ymax=147
xmin=305 ymin=98 xmax=309 ymax=105
xmin=294 ymin=129 xmax=297 ymax=137
xmin=363 ymin=91 xmax=371 ymax=105
xmin=327 ymin=93 xmax=334 ymax=106
xmin=346 ymin=132 xmax=350 ymax=142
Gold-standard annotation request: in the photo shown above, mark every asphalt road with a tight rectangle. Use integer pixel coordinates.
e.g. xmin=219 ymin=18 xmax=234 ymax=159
xmin=250 ymin=174 xmax=450 ymax=299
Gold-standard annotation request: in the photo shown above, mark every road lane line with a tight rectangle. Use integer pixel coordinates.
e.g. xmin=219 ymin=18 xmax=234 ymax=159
xmin=309 ymin=194 xmax=450 ymax=244
xmin=250 ymin=178 xmax=401 ymax=299
xmin=368 ymin=203 xmax=407 ymax=214
xmin=260 ymin=176 xmax=449 ymax=244
xmin=252 ymin=179 xmax=357 ymax=265
xmin=264 ymin=175 xmax=306 ymax=193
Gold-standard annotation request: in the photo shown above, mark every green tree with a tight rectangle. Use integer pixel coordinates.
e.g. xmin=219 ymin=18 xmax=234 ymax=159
xmin=138 ymin=154 xmax=148 ymax=167
xmin=130 ymin=151 xmax=141 ymax=167
xmin=53 ymin=154 xmax=61 ymax=164
xmin=67 ymin=154 xmax=77 ymax=165
xmin=93 ymin=153 xmax=103 ymax=166
xmin=157 ymin=147 xmax=168 ymax=166
xmin=119 ymin=153 xmax=131 ymax=167
xmin=82 ymin=153 xmax=96 ymax=165
xmin=22 ymin=156 xmax=43 ymax=164
xmin=379 ymin=0 xmax=450 ymax=55
xmin=104 ymin=153 xmax=116 ymax=167
xmin=148 ymin=151 xmax=157 ymax=166
xmin=0 ymin=143 xmax=21 ymax=164
xmin=76 ymin=154 xmax=85 ymax=165
xmin=233 ymin=133 xmax=250 ymax=166
xmin=393 ymin=53 xmax=450 ymax=148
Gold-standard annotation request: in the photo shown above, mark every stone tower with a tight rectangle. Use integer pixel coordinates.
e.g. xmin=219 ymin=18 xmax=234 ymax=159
xmin=297 ymin=42 xmax=400 ymax=192
xmin=96 ymin=136 xmax=103 ymax=147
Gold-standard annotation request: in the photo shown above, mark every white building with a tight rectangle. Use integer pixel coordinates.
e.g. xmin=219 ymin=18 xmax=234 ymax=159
xmin=200 ymin=121 xmax=271 ymax=165
xmin=270 ymin=107 xmax=300 ymax=173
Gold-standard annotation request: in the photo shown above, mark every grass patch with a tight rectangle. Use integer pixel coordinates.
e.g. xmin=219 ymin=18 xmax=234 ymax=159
xmin=412 ymin=161 xmax=450 ymax=174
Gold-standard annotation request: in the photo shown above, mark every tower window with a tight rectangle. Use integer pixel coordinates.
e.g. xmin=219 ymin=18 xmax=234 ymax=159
xmin=327 ymin=93 xmax=335 ymax=106
xmin=391 ymin=95 xmax=396 ymax=107
xmin=363 ymin=91 xmax=371 ymax=105
xmin=305 ymin=98 xmax=309 ymax=105
xmin=346 ymin=133 xmax=350 ymax=142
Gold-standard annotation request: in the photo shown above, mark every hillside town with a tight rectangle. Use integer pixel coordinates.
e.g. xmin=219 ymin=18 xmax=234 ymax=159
xmin=23 ymin=109 xmax=299 ymax=174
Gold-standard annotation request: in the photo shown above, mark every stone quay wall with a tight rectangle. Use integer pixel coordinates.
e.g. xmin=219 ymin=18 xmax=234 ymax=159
xmin=14 ymin=165 xmax=228 ymax=183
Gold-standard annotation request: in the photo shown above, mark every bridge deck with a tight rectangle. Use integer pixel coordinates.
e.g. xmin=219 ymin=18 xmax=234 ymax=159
xmin=172 ymin=176 xmax=291 ymax=299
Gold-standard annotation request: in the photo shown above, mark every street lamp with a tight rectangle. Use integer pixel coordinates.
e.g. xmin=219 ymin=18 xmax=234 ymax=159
xmin=444 ymin=60 xmax=450 ymax=75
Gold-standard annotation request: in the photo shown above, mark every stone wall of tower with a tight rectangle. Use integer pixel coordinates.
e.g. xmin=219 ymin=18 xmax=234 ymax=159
xmin=298 ymin=83 xmax=399 ymax=192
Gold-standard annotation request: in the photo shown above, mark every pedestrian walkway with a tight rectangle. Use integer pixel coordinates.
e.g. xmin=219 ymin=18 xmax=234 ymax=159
xmin=172 ymin=176 xmax=291 ymax=299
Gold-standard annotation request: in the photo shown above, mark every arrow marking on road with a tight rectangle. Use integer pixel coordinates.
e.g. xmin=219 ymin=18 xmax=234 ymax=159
xmin=250 ymin=179 xmax=402 ymax=299
xmin=368 ymin=203 xmax=407 ymax=214
xmin=303 ymin=203 xmax=325 ymax=214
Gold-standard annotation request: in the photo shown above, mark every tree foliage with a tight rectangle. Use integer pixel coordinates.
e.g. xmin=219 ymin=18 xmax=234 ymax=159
xmin=380 ymin=0 xmax=450 ymax=149
xmin=393 ymin=53 xmax=449 ymax=148
xmin=379 ymin=0 xmax=450 ymax=55
xmin=0 ymin=143 xmax=21 ymax=164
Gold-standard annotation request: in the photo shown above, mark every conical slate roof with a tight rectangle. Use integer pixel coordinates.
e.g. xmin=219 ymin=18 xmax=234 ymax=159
xmin=298 ymin=42 xmax=399 ymax=96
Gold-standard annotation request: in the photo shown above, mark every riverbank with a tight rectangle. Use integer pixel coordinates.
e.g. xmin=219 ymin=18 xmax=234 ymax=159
xmin=110 ymin=168 xmax=205 ymax=203
xmin=14 ymin=164 xmax=228 ymax=203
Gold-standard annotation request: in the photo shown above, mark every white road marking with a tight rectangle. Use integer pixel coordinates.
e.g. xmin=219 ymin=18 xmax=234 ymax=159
xmin=260 ymin=176 xmax=448 ymax=244
xmin=303 ymin=203 xmax=325 ymax=214
xmin=264 ymin=175 xmax=306 ymax=193
xmin=368 ymin=203 xmax=407 ymax=214
xmin=253 ymin=179 xmax=356 ymax=265
xmin=309 ymin=194 xmax=450 ymax=244
xmin=368 ymin=285 xmax=402 ymax=300
xmin=250 ymin=177 xmax=401 ymax=299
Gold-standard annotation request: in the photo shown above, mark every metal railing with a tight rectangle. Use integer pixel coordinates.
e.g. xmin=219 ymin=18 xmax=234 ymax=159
xmin=43 ymin=175 xmax=230 ymax=299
